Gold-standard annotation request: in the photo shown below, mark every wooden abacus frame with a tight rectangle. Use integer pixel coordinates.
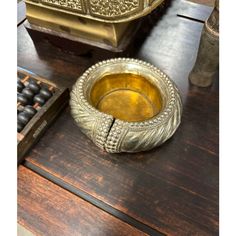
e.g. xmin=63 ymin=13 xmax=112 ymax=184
xmin=17 ymin=67 xmax=69 ymax=165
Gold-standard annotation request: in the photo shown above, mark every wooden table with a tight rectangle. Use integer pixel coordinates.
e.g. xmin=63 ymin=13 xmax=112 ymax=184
xmin=17 ymin=1 xmax=219 ymax=235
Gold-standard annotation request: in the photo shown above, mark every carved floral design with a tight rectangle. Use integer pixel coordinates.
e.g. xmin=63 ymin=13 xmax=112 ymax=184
xmin=41 ymin=0 xmax=83 ymax=11
xmin=89 ymin=0 xmax=140 ymax=17
xmin=26 ymin=0 xmax=164 ymax=23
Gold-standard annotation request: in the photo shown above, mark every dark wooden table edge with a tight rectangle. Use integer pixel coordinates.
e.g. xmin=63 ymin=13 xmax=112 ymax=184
xmin=24 ymin=161 xmax=165 ymax=236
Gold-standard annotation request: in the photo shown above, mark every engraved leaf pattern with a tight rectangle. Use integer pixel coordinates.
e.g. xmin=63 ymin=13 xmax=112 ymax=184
xmin=70 ymin=81 xmax=113 ymax=149
xmin=70 ymin=83 xmax=97 ymax=141
xmin=89 ymin=0 xmax=140 ymax=17
xmin=41 ymin=0 xmax=83 ymax=11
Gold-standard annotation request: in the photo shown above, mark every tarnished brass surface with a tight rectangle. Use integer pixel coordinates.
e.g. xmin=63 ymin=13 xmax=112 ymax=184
xmin=25 ymin=2 xmax=135 ymax=48
xmin=70 ymin=58 xmax=183 ymax=153
xmin=24 ymin=0 xmax=165 ymax=50
xmin=25 ymin=0 xmax=165 ymax=23
xmin=189 ymin=0 xmax=219 ymax=87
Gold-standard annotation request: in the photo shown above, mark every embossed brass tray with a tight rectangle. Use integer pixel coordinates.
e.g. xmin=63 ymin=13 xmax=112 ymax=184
xmin=70 ymin=58 xmax=182 ymax=153
xmin=25 ymin=0 xmax=165 ymax=23
xmin=25 ymin=0 xmax=166 ymax=51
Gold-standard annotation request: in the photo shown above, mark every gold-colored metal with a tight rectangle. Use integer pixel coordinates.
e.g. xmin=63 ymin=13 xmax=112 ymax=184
xmin=90 ymin=73 xmax=162 ymax=122
xmin=24 ymin=0 xmax=165 ymax=50
xmin=70 ymin=58 xmax=183 ymax=153
xmin=25 ymin=0 xmax=165 ymax=23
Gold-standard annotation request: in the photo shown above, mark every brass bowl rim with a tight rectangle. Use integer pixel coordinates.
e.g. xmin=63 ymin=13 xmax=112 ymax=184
xmin=71 ymin=58 xmax=181 ymax=128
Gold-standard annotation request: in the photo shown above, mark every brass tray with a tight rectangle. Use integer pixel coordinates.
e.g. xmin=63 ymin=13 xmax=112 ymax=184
xmin=24 ymin=0 xmax=166 ymax=50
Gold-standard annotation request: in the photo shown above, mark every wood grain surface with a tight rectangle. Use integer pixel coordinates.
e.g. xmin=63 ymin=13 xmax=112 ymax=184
xmin=18 ymin=166 xmax=147 ymax=236
xmin=18 ymin=0 xmax=219 ymax=235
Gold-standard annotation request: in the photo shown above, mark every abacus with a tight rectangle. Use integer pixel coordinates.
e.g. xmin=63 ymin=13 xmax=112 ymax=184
xmin=17 ymin=67 xmax=69 ymax=164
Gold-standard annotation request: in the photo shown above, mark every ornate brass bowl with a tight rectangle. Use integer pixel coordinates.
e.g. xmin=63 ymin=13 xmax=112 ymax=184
xmin=70 ymin=58 xmax=182 ymax=153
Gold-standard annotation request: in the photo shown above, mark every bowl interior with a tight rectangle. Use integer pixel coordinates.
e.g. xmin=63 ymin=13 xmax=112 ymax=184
xmin=90 ymin=73 xmax=162 ymax=122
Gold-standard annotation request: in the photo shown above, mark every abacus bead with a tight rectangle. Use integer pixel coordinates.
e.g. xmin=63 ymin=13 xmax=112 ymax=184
xmin=28 ymin=82 xmax=41 ymax=94
xmin=18 ymin=112 xmax=30 ymax=125
xmin=39 ymin=88 xmax=52 ymax=100
xmin=17 ymin=122 xmax=24 ymax=133
xmin=22 ymin=88 xmax=34 ymax=99
xmin=17 ymin=80 xmax=25 ymax=93
xmin=17 ymin=93 xmax=28 ymax=105
xmin=24 ymin=106 xmax=37 ymax=118
xmin=33 ymin=94 xmax=46 ymax=106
